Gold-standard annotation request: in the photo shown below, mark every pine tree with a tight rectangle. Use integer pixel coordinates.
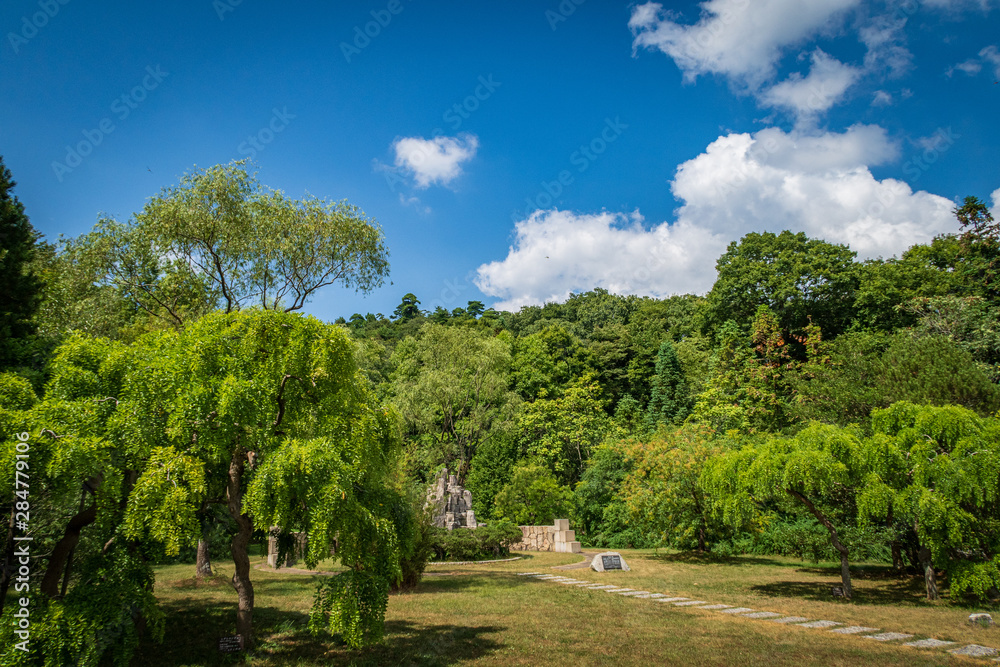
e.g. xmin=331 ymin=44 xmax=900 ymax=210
xmin=0 ymin=156 xmax=42 ymax=367
xmin=645 ymin=339 xmax=690 ymax=430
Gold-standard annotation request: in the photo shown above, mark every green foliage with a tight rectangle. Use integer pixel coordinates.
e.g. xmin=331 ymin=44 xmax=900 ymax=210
xmin=853 ymin=236 xmax=967 ymax=332
xmin=493 ymin=463 xmax=575 ymax=526
xmin=858 ymin=402 xmax=1000 ymax=601
xmin=309 ymin=570 xmax=390 ymax=649
xmin=0 ymin=550 xmax=163 ymax=667
xmin=574 ymin=443 xmax=632 ymax=545
xmin=0 ymin=156 xmax=43 ymax=369
xmin=0 ymin=372 xmax=36 ymax=411
xmin=705 ymin=230 xmax=859 ymax=341
xmin=515 ymin=377 xmax=614 ymax=485
xmin=78 ymin=161 xmax=389 ymax=327
xmin=465 ymin=433 xmax=521 ymax=520
xmin=793 ymin=332 xmax=1000 ymax=424
xmin=955 ymin=195 xmax=1000 ymax=301
xmin=622 ymin=425 xmax=725 ymax=551
xmin=391 ymin=324 xmax=516 ymax=478
xmin=645 ymin=340 xmax=691 ymax=429
xmin=428 ymin=520 xmax=523 ymax=561
xmin=122 ymin=447 xmax=208 ymax=556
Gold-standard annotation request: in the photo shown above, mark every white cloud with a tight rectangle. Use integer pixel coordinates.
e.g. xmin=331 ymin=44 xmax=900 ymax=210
xmin=391 ymin=133 xmax=479 ymax=188
xmin=859 ymin=17 xmax=912 ymax=78
xmin=629 ymin=0 xmax=860 ymax=88
xmin=947 ymin=45 xmax=1000 ymax=78
xmin=872 ymin=90 xmax=894 ymax=106
xmin=475 ymin=210 xmax=724 ymax=311
xmin=759 ymin=49 xmax=860 ymax=121
xmin=478 ymin=125 xmax=958 ymax=310
xmin=948 ymin=58 xmax=983 ymax=76
xmin=980 ymin=45 xmax=1000 ymax=77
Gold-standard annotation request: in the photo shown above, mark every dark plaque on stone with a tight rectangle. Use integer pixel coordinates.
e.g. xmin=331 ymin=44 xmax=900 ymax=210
xmin=602 ymin=554 xmax=622 ymax=570
xmin=218 ymin=635 xmax=243 ymax=653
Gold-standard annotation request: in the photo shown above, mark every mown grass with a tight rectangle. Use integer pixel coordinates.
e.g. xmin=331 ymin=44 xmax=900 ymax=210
xmin=134 ymin=549 xmax=999 ymax=665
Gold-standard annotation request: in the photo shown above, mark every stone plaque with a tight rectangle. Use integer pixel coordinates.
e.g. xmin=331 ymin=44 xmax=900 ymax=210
xmin=590 ymin=551 xmax=630 ymax=572
xmin=218 ymin=635 xmax=243 ymax=653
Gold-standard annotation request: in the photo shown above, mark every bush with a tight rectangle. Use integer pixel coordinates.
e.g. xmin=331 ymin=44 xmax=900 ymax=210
xmin=493 ymin=463 xmax=574 ymax=526
xmin=427 ymin=519 xmax=524 ymax=562
xmin=475 ymin=519 xmax=522 ymax=558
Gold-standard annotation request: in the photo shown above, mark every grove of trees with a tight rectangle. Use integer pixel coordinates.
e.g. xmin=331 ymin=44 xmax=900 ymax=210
xmin=1 ymin=152 xmax=999 ymax=663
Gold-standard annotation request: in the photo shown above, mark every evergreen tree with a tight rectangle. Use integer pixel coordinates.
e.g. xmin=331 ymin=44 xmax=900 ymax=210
xmin=645 ymin=339 xmax=690 ymax=430
xmin=0 ymin=156 xmax=42 ymax=368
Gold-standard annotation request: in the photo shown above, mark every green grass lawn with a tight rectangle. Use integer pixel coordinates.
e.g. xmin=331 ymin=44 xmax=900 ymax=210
xmin=134 ymin=549 xmax=1000 ymax=665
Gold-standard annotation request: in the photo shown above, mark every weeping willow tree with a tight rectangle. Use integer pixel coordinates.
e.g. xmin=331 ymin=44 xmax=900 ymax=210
xmin=857 ymin=402 xmax=1000 ymax=601
xmin=0 ymin=309 xmax=403 ymax=664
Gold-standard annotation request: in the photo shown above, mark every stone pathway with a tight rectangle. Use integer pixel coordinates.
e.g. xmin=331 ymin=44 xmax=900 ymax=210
xmin=519 ymin=571 xmax=999 ymax=661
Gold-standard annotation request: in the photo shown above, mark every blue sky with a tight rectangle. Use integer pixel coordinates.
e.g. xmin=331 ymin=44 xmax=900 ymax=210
xmin=2 ymin=0 xmax=998 ymax=321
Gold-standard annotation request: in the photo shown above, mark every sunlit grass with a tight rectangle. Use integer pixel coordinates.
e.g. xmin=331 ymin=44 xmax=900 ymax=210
xmin=136 ymin=550 xmax=999 ymax=665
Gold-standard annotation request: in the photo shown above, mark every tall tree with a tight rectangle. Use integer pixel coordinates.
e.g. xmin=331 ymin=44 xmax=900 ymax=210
xmin=0 ymin=156 xmax=42 ymax=368
xmin=392 ymin=293 xmax=422 ymax=321
xmin=391 ymin=324 xmax=516 ymax=480
xmin=80 ymin=161 xmax=390 ymax=327
xmin=858 ymin=402 xmax=1000 ymax=601
xmin=645 ymin=339 xmax=691 ymax=430
xmin=955 ymin=195 xmax=999 ymax=301
xmin=704 ymin=423 xmax=864 ymax=599
xmin=705 ymin=231 xmax=859 ymax=342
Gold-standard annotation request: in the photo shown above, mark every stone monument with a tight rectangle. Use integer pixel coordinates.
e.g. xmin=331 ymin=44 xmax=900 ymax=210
xmin=511 ymin=518 xmax=582 ymax=553
xmin=590 ymin=551 xmax=630 ymax=572
xmin=426 ymin=469 xmax=478 ymax=530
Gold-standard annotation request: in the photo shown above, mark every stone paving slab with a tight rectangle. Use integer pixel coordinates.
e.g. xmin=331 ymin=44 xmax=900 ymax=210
xmin=674 ymin=600 xmax=709 ymax=606
xmin=516 ymin=572 xmax=540 ymax=576
xmin=699 ymin=604 xmax=734 ymax=610
xmin=719 ymin=607 xmax=755 ymax=614
xmin=655 ymin=597 xmax=691 ymax=603
xmin=798 ymin=620 xmax=842 ymax=629
xmin=619 ymin=591 xmax=651 ymax=596
xmin=556 ymin=580 xmax=583 ymax=584
xmin=830 ymin=626 xmax=879 ymax=635
xmin=645 ymin=593 xmax=667 ymax=599
xmin=742 ymin=611 xmax=782 ymax=619
xmin=949 ymin=645 xmax=999 ymax=657
xmin=903 ymin=638 xmax=956 ymax=649
xmin=603 ymin=588 xmax=633 ymax=593
xmin=585 ymin=585 xmax=619 ymax=590
xmin=865 ymin=633 xmax=914 ymax=642
xmin=771 ymin=616 xmax=809 ymax=624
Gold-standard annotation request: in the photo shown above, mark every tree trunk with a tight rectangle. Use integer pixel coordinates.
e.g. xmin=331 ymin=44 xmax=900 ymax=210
xmin=0 ymin=505 xmax=16 ymax=615
xmin=196 ymin=539 xmax=213 ymax=578
xmin=227 ymin=443 xmax=254 ymax=649
xmin=918 ymin=544 xmax=939 ymax=600
xmin=787 ymin=489 xmax=852 ymax=600
xmin=40 ymin=504 xmax=97 ymax=598
xmin=891 ymin=541 xmax=903 ymax=571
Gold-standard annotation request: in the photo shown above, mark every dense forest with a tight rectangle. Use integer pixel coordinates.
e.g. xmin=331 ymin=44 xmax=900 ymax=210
xmin=2 ymin=159 xmax=1000 ymax=662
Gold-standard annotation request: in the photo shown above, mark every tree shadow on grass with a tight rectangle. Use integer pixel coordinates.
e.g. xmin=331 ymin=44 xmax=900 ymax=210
xmin=642 ymin=550 xmax=784 ymax=567
xmin=750 ymin=576 xmax=939 ymax=606
xmin=134 ymin=595 xmax=504 ymax=666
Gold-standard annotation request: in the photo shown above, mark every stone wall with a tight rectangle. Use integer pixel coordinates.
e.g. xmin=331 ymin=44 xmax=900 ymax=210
xmin=266 ymin=529 xmax=308 ymax=568
xmin=511 ymin=519 xmax=581 ymax=553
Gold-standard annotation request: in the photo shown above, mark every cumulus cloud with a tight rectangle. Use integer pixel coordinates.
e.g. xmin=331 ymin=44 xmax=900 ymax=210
xmin=475 ymin=210 xmax=725 ymax=311
xmin=759 ymin=49 xmax=860 ymax=121
xmin=391 ymin=133 xmax=479 ymax=188
xmin=477 ymin=125 xmax=958 ymax=310
xmin=629 ymin=0 xmax=860 ymax=88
